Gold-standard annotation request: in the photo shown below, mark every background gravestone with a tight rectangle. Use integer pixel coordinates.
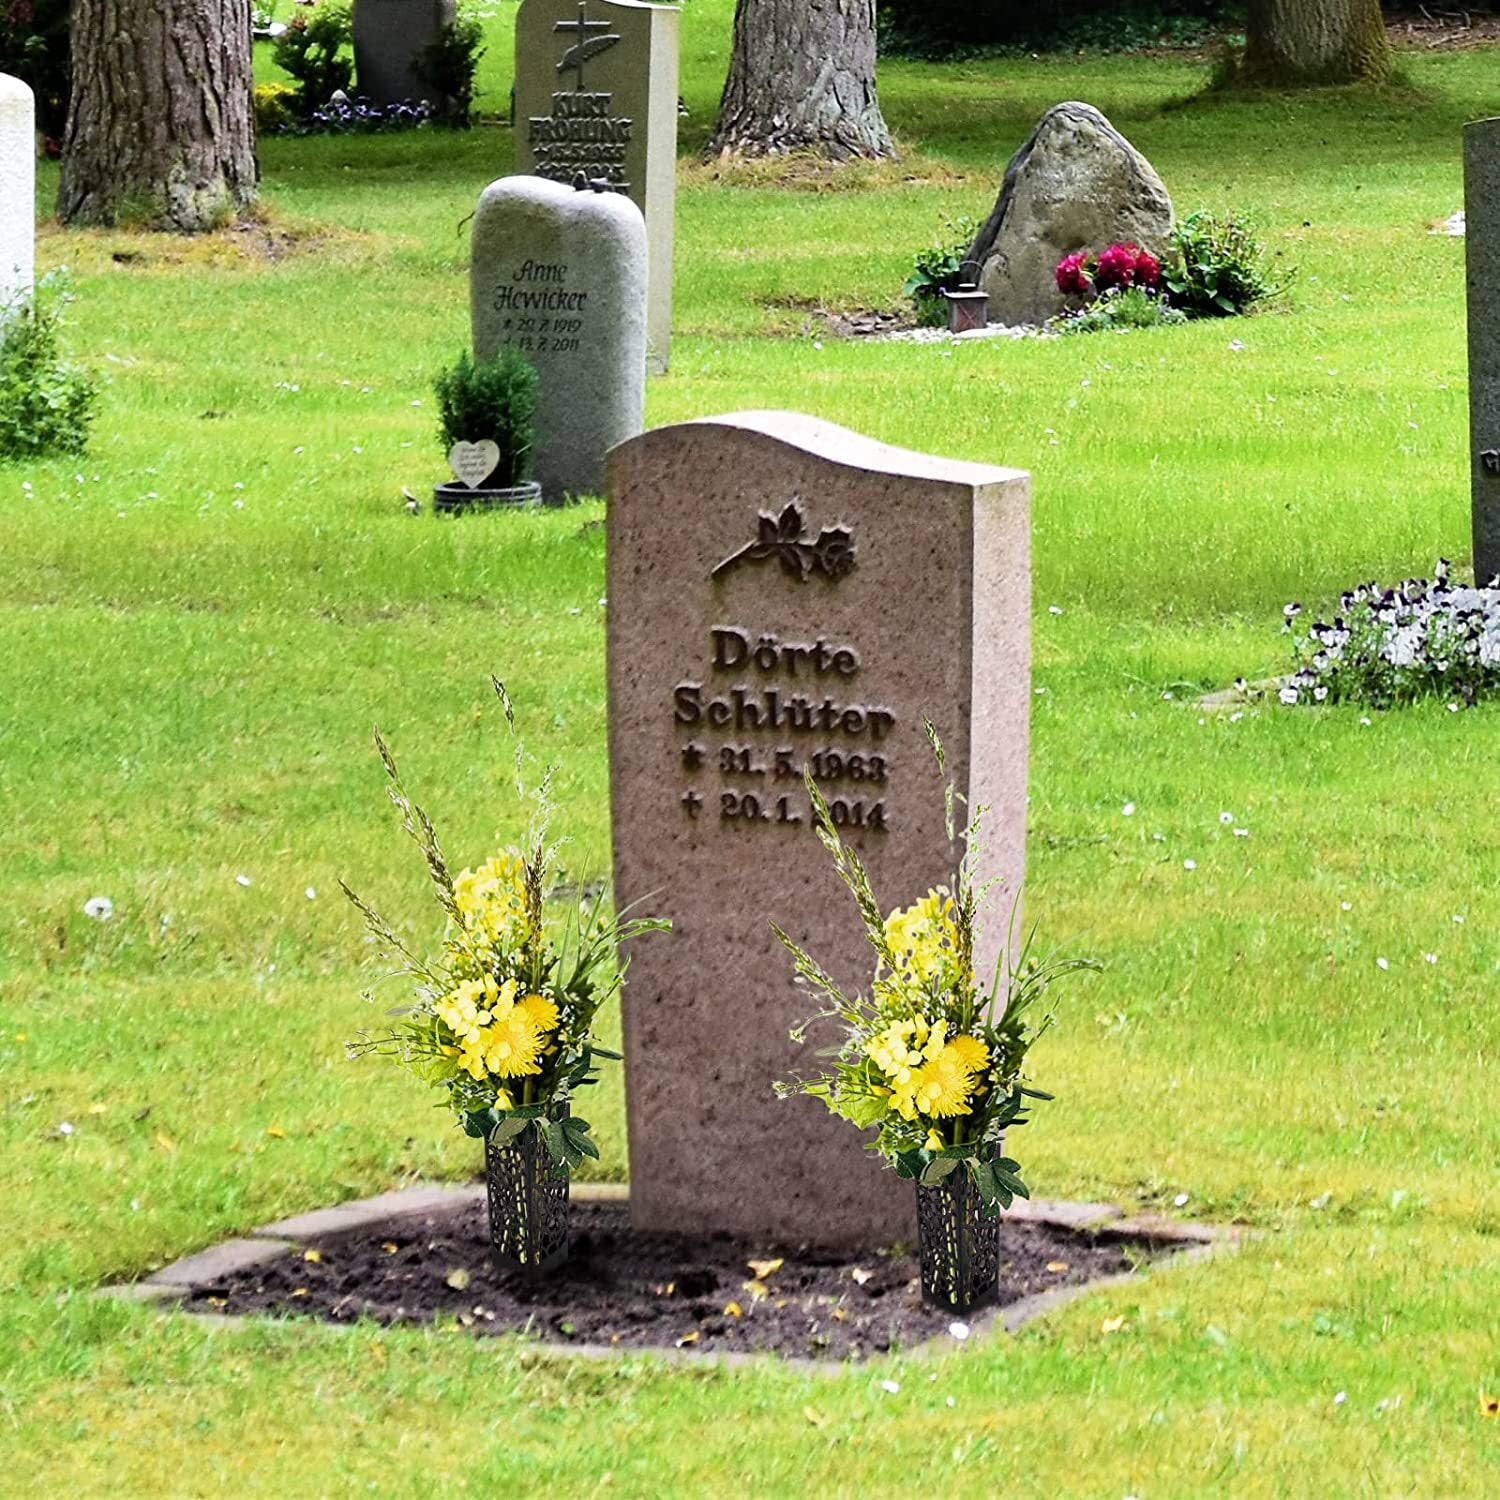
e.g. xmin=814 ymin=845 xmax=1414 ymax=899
xmin=1465 ymin=117 xmax=1500 ymax=583
xmin=353 ymin=0 xmax=455 ymax=108
xmin=0 ymin=73 xmax=34 ymax=311
xmin=607 ymin=412 xmax=1031 ymax=1247
xmin=471 ymin=175 xmax=646 ymax=502
xmin=514 ymin=0 xmax=679 ymax=374
xmin=967 ymin=100 xmax=1173 ymax=327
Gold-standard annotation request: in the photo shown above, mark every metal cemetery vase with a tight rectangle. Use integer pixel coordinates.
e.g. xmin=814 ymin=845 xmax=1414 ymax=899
xmin=485 ymin=1122 xmax=570 ymax=1275
xmin=916 ymin=1171 xmax=1000 ymax=1313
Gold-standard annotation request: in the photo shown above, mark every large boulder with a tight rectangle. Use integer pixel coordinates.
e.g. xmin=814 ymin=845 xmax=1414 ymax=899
xmin=966 ymin=101 xmax=1173 ymax=327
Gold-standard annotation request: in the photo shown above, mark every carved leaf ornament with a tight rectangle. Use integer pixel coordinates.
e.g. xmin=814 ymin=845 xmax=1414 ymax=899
xmin=713 ymin=501 xmax=856 ymax=583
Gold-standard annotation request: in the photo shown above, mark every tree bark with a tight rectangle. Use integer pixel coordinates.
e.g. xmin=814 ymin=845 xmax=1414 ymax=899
xmin=709 ymin=0 xmax=894 ymax=161
xmin=1243 ymin=0 xmax=1392 ymax=85
xmin=59 ymin=0 xmax=256 ymax=231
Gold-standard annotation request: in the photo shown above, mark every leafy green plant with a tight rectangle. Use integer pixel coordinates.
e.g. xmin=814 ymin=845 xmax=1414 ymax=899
xmin=1057 ymin=284 xmax=1187 ymax=335
xmin=433 ymin=348 xmax=538 ymax=487
xmin=415 ymin=8 xmax=487 ymax=126
xmin=252 ymin=82 xmax=299 ymax=136
xmin=272 ymin=0 xmax=354 ymax=118
xmin=0 ymin=275 xmax=100 ymax=461
xmin=1162 ymin=209 xmax=1292 ymax=318
xmin=902 ymin=215 xmax=978 ymax=328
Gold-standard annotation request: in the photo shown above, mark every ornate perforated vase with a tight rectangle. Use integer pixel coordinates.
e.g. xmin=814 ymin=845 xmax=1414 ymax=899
xmin=916 ymin=1172 xmax=1001 ymax=1313
xmin=485 ymin=1122 xmax=570 ymax=1276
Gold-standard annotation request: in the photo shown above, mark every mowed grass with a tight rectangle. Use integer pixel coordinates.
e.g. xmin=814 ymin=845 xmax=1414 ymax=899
xmin=3 ymin=3 xmax=1500 ymax=1493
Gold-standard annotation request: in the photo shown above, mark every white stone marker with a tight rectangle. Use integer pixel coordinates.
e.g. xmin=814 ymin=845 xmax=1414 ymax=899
xmin=471 ymin=174 xmax=646 ymax=502
xmin=0 ymin=73 xmax=35 ymax=313
xmin=514 ymin=0 xmax=679 ymax=374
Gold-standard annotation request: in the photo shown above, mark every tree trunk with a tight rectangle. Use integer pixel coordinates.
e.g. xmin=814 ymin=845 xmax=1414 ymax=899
xmin=1243 ymin=0 xmax=1392 ymax=85
xmin=59 ymin=0 xmax=256 ymax=231
xmin=709 ymin=0 xmax=894 ymax=161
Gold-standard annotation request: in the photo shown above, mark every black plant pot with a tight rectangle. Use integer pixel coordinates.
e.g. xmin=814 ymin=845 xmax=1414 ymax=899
xmin=433 ymin=479 xmax=543 ymax=513
xmin=485 ymin=1122 xmax=570 ymax=1275
xmin=915 ymin=1171 xmax=1000 ymax=1313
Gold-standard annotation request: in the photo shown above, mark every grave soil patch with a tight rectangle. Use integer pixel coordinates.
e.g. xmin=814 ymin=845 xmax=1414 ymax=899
xmin=185 ymin=1199 xmax=1182 ymax=1360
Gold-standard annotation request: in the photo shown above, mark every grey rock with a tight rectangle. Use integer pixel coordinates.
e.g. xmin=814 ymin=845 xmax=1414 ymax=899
xmin=967 ymin=101 xmax=1173 ymax=327
xmin=471 ymin=174 xmax=647 ymax=502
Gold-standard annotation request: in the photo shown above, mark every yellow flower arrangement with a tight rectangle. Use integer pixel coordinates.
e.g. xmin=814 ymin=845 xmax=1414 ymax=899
xmin=345 ymin=696 xmax=667 ymax=1169
xmin=776 ymin=727 xmax=1096 ymax=1211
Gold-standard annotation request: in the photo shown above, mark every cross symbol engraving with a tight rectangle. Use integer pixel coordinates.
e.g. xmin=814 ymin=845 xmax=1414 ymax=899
xmin=680 ymin=742 xmax=705 ymax=771
xmin=554 ymin=1 xmax=621 ymax=89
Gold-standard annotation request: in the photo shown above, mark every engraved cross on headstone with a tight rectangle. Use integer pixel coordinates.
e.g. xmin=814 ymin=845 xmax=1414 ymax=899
xmin=554 ymin=0 xmax=619 ymax=89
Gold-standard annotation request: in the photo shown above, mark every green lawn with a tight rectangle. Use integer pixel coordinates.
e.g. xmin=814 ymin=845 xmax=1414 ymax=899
xmin=4 ymin=4 xmax=1500 ymax=1493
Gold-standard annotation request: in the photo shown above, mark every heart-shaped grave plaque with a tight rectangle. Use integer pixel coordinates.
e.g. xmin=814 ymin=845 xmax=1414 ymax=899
xmin=448 ymin=439 xmax=500 ymax=489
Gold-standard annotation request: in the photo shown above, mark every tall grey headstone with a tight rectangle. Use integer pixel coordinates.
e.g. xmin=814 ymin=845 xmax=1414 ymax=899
xmin=472 ymin=175 xmax=646 ymax=503
xmin=353 ymin=0 xmax=455 ymax=108
xmin=1465 ymin=117 xmax=1500 ymax=582
xmin=607 ymin=412 xmax=1032 ymax=1247
xmin=514 ymin=0 xmax=678 ymax=374
xmin=0 ymin=73 xmax=34 ymax=312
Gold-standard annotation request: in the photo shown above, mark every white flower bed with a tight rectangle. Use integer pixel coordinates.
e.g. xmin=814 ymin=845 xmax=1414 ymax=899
xmin=1283 ymin=560 xmax=1500 ymax=708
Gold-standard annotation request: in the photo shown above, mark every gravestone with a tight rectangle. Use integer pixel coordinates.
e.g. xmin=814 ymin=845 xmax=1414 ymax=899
xmin=353 ymin=0 xmax=455 ymax=108
xmin=0 ymin=73 xmax=34 ymax=312
xmin=607 ymin=412 xmax=1031 ymax=1247
xmin=514 ymin=0 xmax=679 ymax=373
xmin=1465 ymin=117 xmax=1500 ymax=583
xmin=967 ymin=101 xmax=1173 ymax=328
xmin=471 ymin=174 xmax=646 ymax=502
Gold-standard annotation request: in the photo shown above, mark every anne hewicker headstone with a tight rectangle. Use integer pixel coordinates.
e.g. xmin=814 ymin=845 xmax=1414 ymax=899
xmin=0 ymin=73 xmax=34 ymax=313
xmin=607 ymin=412 xmax=1032 ymax=1247
xmin=1465 ymin=117 xmax=1500 ymax=583
xmin=514 ymin=0 xmax=679 ymax=373
xmin=471 ymin=175 xmax=646 ymax=502
xmin=353 ymin=0 xmax=455 ymax=108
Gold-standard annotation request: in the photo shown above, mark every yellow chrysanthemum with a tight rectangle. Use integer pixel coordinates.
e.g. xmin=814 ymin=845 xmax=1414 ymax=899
xmin=480 ymin=1008 xmax=547 ymax=1077
xmin=516 ymin=991 xmax=560 ymax=1035
xmin=946 ymin=1033 xmax=989 ymax=1074
xmin=910 ymin=1045 xmax=979 ymax=1118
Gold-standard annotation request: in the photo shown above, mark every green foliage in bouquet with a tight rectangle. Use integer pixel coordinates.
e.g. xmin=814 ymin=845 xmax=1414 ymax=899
xmin=775 ymin=723 xmax=1098 ymax=1210
xmin=345 ymin=680 xmax=668 ymax=1168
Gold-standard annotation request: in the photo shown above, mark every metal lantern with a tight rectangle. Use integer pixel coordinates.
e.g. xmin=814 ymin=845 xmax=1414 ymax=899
xmin=942 ymin=259 xmax=989 ymax=335
xmin=942 ymin=282 xmax=990 ymax=336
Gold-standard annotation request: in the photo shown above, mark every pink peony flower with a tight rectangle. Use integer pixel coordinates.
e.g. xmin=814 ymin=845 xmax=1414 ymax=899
xmin=1133 ymin=247 xmax=1161 ymax=289
xmin=1055 ymin=251 xmax=1093 ymax=296
xmin=1094 ymin=242 xmax=1143 ymax=292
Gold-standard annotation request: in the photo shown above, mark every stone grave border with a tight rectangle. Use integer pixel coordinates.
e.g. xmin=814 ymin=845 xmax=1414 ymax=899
xmin=94 ymin=1184 xmax=1244 ymax=1371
